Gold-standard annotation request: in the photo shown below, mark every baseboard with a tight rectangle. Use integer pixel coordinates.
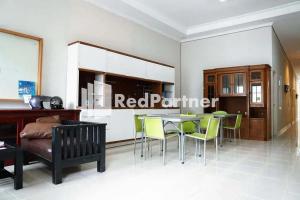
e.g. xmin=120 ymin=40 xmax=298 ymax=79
xmin=278 ymin=123 xmax=292 ymax=136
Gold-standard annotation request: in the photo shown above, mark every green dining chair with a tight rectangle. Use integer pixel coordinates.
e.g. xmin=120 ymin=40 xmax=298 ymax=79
xmin=198 ymin=114 xmax=213 ymax=133
xmin=185 ymin=117 xmax=220 ymax=165
xmin=224 ymin=114 xmax=242 ymax=142
xmin=133 ymin=114 xmax=145 ymax=155
xmin=180 ymin=114 xmax=197 ymax=134
xmin=144 ymin=117 xmax=177 ymax=165
xmin=212 ymin=111 xmax=228 ymax=115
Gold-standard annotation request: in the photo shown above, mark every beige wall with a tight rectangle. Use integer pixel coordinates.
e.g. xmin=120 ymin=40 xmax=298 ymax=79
xmin=0 ymin=0 xmax=181 ymax=108
xmin=272 ymin=30 xmax=298 ymax=136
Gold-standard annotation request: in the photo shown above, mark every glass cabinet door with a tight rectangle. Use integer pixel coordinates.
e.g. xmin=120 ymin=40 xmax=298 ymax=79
xmin=251 ymin=82 xmax=263 ymax=106
xmin=207 ymin=84 xmax=215 ymax=99
xmin=233 ymin=73 xmax=246 ymax=95
xmin=207 ymin=75 xmax=215 ymax=83
xmin=221 ymin=74 xmax=231 ymax=95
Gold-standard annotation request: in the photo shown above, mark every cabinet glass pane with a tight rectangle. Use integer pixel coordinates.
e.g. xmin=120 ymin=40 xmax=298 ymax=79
xmin=222 ymin=75 xmax=231 ymax=94
xmin=207 ymin=85 xmax=215 ymax=99
xmin=251 ymin=83 xmax=262 ymax=103
xmin=207 ymin=75 xmax=215 ymax=83
xmin=251 ymin=71 xmax=262 ymax=80
xmin=234 ymin=74 xmax=244 ymax=94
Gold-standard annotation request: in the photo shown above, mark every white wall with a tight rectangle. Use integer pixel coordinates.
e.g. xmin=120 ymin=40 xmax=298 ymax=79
xmin=0 ymin=0 xmax=180 ymax=108
xmin=181 ymin=26 xmax=273 ymax=113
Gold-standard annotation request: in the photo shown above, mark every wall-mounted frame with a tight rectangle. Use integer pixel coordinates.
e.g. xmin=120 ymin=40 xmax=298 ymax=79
xmin=0 ymin=28 xmax=43 ymax=102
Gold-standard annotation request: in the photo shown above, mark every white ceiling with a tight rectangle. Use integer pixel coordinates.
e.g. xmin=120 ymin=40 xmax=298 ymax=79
xmin=85 ymin=0 xmax=300 ymax=75
xmin=133 ymin=0 xmax=295 ymax=26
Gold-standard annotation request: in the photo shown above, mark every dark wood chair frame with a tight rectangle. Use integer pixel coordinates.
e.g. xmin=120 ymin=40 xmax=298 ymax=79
xmin=24 ymin=120 xmax=106 ymax=185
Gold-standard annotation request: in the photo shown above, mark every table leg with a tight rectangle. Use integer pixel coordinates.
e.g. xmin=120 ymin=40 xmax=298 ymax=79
xmin=220 ymin=118 xmax=224 ymax=147
xmin=180 ymin=123 xmax=185 ymax=164
xmin=14 ymin=148 xmax=23 ymax=190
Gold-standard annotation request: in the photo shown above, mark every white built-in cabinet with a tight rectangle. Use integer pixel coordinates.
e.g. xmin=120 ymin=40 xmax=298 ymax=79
xmin=106 ymin=51 xmax=147 ymax=79
xmin=68 ymin=42 xmax=175 ymax=82
xmin=66 ymin=42 xmax=178 ymax=142
xmin=78 ymin=44 xmax=107 ymax=72
xmin=146 ymin=63 xmax=175 ymax=83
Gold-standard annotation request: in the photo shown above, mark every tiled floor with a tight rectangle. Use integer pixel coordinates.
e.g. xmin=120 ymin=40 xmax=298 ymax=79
xmin=1 ymin=125 xmax=300 ymax=200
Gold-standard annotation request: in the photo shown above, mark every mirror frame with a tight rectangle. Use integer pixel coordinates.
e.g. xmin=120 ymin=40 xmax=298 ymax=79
xmin=0 ymin=28 xmax=43 ymax=102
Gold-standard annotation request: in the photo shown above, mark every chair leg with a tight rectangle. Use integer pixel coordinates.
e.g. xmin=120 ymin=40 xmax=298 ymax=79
xmin=215 ymin=137 xmax=218 ymax=160
xmin=199 ymin=140 xmax=201 ymax=157
xmin=178 ymin=135 xmax=181 ymax=160
xmin=0 ymin=161 xmax=4 ymax=170
xmin=203 ymin=140 xmax=207 ymax=166
xmin=144 ymin=137 xmax=147 ymax=160
xmin=52 ymin=165 xmax=62 ymax=185
xmin=150 ymin=139 xmax=153 ymax=157
xmin=239 ymin=129 xmax=241 ymax=142
xmin=133 ymin=133 xmax=137 ymax=155
xmin=163 ymin=139 xmax=166 ymax=165
xmin=195 ymin=139 xmax=198 ymax=158
xmin=234 ymin=129 xmax=237 ymax=144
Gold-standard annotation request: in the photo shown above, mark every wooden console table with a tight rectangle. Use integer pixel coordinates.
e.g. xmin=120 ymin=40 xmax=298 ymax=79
xmin=0 ymin=109 xmax=81 ymax=145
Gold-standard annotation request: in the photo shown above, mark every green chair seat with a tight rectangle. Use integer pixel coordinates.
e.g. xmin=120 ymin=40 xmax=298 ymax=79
xmin=187 ymin=133 xmax=215 ymax=140
xmin=212 ymin=111 xmax=228 ymax=115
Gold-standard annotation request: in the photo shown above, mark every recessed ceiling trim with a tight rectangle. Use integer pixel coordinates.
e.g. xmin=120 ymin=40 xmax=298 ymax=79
xmin=85 ymin=0 xmax=300 ymax=42
xmin=84 ymin=0 xmax=184 ymax=41
xmin=187 ymin=1 xmax=300 ymax=35
xmin=182 ymin=22 xmax=274 ymax=43
xmin=120 ymin=0 xmax=187 ymax=33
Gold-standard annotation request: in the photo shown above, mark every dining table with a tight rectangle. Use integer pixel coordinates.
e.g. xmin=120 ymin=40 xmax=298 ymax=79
xmin=138 ymin=114 xmax=201 ymax=164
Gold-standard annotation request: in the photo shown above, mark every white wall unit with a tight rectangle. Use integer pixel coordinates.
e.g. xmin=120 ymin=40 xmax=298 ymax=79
xmin=106 ymin=51 xmax=147 ymax=79
xmin=78 ymin=44 xmax=107 ymax=72
xmin=146 ymin=63 xmax=175 ymax=83
xmin=80 ymin=109 xmax=180 ymax=142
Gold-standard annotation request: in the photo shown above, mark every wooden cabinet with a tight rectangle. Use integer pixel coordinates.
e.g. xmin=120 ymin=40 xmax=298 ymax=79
xmin=203 ymin=65 xmax=271 ymax=141
xmin=219 ymin=73 xmax=246 ymax=97
xmin=249 ymin=118 xmax=265 ymax=140
xmin=204 ymin=71 xmax=217 ymax=113
xmin=250 ymin=70 xmax=264 ymax=107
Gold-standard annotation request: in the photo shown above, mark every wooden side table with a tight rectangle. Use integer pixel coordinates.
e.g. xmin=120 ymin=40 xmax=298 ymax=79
xmin=0 ymin=144 xmax=23 ymax=190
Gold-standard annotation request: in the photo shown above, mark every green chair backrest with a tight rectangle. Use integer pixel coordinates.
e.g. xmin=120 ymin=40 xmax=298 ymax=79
xmin=213 ymin=111 xmax=228 ymax=115
xmin=144 ymin=117 xmax=165 ymax=140
xmin=198 ymin=114 xmax=213 ymax=130
xmin=186 ymin=112 xmax=194 ymax=115
xmin=134 ymin=114 xmax=145 ymax=133
xmin=205 ymin=117 xmax=220 ymax=139
xmin=180 ymin=114 xmax=197 ymax=133
xmin=235 ymin=114 xmax=242 ymax=129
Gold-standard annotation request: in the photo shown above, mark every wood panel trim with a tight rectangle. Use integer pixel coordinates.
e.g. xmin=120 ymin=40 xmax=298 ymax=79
xmin=68 ymin=41 xmax=174 ymax=69
xmin=0 ymin=28 xmax=43 ymax=100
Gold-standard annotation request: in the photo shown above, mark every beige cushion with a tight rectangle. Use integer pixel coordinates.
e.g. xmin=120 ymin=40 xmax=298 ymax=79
xmin=20 ymin=122 xmax=61 ymax=139
xmin=36 ymin=115 xmax=61 ymax=123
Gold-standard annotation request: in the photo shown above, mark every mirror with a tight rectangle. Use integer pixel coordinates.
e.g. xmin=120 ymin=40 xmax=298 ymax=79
xmin=0 ymin=28 xmax=43 ymax=101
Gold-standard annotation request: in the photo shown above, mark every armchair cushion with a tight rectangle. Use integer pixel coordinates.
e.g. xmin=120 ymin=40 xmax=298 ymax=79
xmin=20 ymin=122 xmax=61 ymax=139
